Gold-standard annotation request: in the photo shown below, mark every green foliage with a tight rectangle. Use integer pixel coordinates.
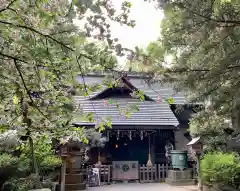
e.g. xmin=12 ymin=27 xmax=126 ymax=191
xmin=3 ymin=177 xmax=34 ymax=191
xmin=201 ymin=152 xmax=240 ymax=188
xmin=156 ymin=0 xmax=240 ymax=130
xmin=132 ymin=0 xmax=240 ymax=147
xmin=20 ymin=135 xmax=61 ymax=174
xmin=189 ymin=111 xmax=231 ymax=151
xmin=0 ymin=0 xmax=136 ymax=147
xmin=2 ymin=174 xmax=42 ymax=191
xmin=0 ymin=153 xmax=30 ymax=190
xmin=0 ymin=153 xmax=18 ymax=168
xmin=0 ymin=134 xmax=66 ymax=189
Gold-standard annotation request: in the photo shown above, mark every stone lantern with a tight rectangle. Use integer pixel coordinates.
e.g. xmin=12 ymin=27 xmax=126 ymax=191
xmin=187 ymin=137 xmax=202 ymax=155
xmin=187 ymin=137 xmax=203 ymax=191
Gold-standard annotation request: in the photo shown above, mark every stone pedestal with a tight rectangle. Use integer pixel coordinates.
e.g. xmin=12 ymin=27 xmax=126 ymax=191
xmin=165 ymin=169 xmax=196 ymax=186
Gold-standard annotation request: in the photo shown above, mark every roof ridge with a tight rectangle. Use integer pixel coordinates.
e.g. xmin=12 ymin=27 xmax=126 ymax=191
xmin=80 ymin=71 xmax=152 ymax=79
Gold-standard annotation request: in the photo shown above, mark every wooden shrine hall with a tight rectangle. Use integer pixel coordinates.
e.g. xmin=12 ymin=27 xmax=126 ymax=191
xmin=57 ymin=73 xmax=200 ymax=190
xmin=71 ymin=73 xmax=198 ymax=167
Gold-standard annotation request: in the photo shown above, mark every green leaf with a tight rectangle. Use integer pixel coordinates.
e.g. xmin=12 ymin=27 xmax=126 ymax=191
xmin=130 ymin=104 xmax=140 ymax=112
xmin=167 ymin=97 xmax=175 ymax=104
xmin=108 ymin=99 xmax=114 ymax=105
xmin=13 ymin=95 xmax=20 ymax=105
xmin=136 ymin=90 xmax=145 ymax=101
xmin=126 ymin=111 xmax=131 ymax=118
xmin=98 ymin=124 xmax=105 ymax=132
xmin=0 ymin=125 xmax=9 ymax=133
xmin=86 ymin=112 xmax=95 ymax=122
xmin=125 ymin=1 xmax=132 ymax=8
xmin=105 ymin=118 xmax=112 ymax=128
xmin=83 ymin=137 xmax=89 ymax=144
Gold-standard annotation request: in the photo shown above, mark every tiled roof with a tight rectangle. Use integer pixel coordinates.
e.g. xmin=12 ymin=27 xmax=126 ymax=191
xmin=73 ymin=74 xmax=189 ymax=127
xmin=75 ymin=74 xmax=188 ymax=104
xmin=73 ymin=97 xmax=179 ymax=127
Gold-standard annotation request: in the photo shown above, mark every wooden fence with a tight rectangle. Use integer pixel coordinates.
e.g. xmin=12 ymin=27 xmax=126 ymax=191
xmin=79 ymin=163 xmax=197 ymax=184
xmin=79 ymin=165 xmax=112 ymax=185
xmin=139 ymin=164 xmax=170 ymax=183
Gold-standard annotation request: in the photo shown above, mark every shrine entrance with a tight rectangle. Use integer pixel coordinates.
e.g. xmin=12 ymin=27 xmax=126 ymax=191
xmin=87 ymin=129 xmax=175 ymax=165
xmin=109 ymin=135 xmax=149 ymax=164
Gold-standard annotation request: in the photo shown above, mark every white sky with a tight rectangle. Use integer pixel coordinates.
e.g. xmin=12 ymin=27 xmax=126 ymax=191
xmin=110 ymin=0 xmax=163 ymax=50
xmin=74 ymin=0 xmax=164 ymax=66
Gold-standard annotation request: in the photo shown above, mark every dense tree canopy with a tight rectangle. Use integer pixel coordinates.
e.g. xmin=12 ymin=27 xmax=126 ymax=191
xmin=0 ymin=0 xmax=135 ymax=141
xmin=127 ymin=0 xmax=240 ymax=148
xmin=0 ymin=0 xmax=137 ymax=178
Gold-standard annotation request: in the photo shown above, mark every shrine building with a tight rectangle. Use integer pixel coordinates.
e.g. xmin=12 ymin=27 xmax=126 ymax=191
xmin=72 ymin=72 xmax=199 ymax=166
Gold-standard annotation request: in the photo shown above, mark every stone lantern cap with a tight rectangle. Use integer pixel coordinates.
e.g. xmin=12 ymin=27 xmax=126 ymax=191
xmin=187 ymin=136 xmax=201 ymax=146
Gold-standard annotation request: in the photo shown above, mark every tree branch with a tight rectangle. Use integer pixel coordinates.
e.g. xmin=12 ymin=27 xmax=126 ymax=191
xmin=12 ymin=59 xmax=51 ymax=121
xmin=175 ymin=3 xmax=240 ymax=26
xmin=0 ymin=20 xmax=117 ymax=71
xmin=0 ymin=52 xmax=27 ymax=63
xmin=164 ymin=64 xmax=240 ymax=74
xmin=65 ymin=0 xmax=73 ymax=17
xmin=0 ymin=0 xmax=17 ymax=13
xmin=13 ymin=59 xmax=33 ymax=102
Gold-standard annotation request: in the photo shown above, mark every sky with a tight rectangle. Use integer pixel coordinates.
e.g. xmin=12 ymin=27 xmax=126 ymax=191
xmin=74 ymin=0 xmax=164 ymax=66
xmin=110 ymin=0 xmax=164 ymax=50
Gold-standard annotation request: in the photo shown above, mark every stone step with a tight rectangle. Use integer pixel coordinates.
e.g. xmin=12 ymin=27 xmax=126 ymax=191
xmin=165 ymin=178 xmax=196 ymax=186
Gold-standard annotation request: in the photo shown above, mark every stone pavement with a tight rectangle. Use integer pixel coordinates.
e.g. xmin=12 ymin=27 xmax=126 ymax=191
xmin=88 ymin=183 xmax=198 ymax=191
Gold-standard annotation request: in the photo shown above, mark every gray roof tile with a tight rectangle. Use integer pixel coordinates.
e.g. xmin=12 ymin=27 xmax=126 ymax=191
xmin=73 ymin=97 xmax=179 ymax=126
xmin=73 ymin=74 xmax=187 ymax=127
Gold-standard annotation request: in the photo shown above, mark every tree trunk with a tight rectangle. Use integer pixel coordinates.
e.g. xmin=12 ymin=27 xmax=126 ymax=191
xmin=231 ymin=98 xmax=240 ymax=133
xmin=60 ymin=158 xmax=66 ymax=191
xmin=29 ymin=136 xmax=39 ymax=174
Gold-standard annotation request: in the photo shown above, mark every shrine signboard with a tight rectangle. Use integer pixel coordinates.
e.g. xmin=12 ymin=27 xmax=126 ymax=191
xmin=88 ymin=168 xmax=100 ymax=187
xmin=112 ymin=161 xmax=139 ymax=180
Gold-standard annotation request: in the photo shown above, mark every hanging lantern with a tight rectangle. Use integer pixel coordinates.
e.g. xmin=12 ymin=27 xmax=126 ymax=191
xmin=117 ymin=130 xmax=120 ymax=140
xmin=129 ymin=130 xmax=132 ymax=140
xmin=140 ymin=131 xmax=143 ymax=140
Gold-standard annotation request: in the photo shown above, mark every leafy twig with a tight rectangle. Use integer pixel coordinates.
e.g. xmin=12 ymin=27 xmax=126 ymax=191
xmin=175 ymin=2 xmax=240 ymax=26
xmin=0 ymin=0 xmax=17 ymax=13
xmin=1 ymin=19 xmax=119 ymax=73
xmin=13 ymin=59 xmax=51 ymax=121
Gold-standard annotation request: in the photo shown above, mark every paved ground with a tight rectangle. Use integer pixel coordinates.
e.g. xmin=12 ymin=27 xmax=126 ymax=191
xmin=88 ymin=183 xmax=197 ymax=191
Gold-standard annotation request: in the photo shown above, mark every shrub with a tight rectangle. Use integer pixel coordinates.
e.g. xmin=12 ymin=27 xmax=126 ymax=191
xmin=2 ymin=174 xmax=43 ymax=191
xmin=0 ymin=153 xmax=31 ymax=190
xmin=201 ymin=152 xmax=240 ymax=188
xmin=0 ymin=153 xmax=18 ymax=168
